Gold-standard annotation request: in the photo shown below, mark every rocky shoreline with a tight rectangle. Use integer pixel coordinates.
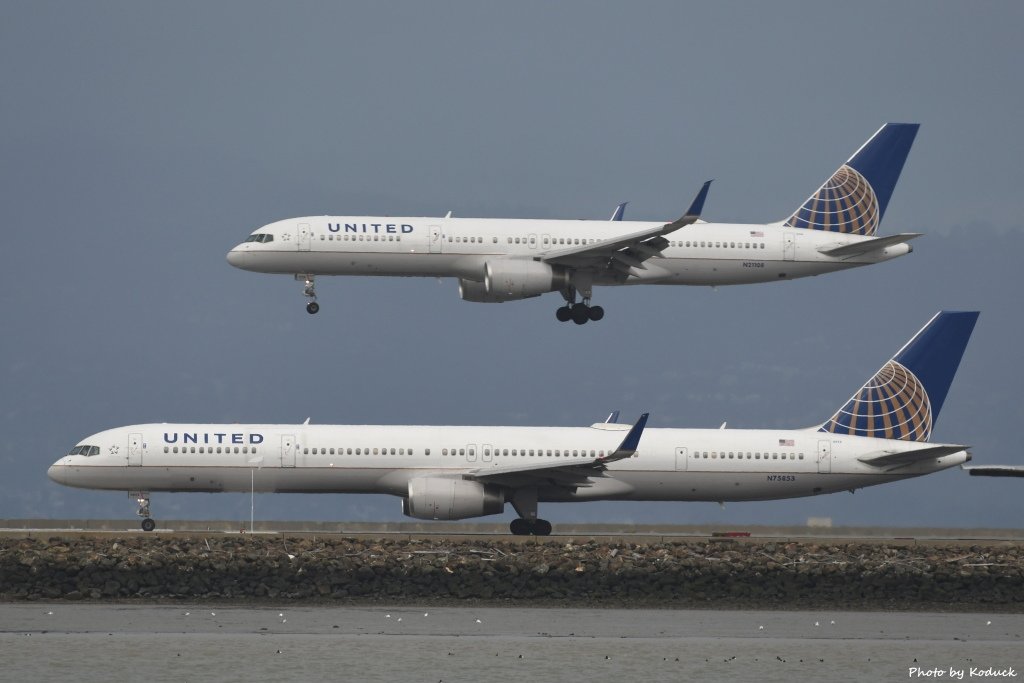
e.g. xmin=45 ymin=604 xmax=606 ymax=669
xmin=2 ymin=535 xmax=1022 ymax=611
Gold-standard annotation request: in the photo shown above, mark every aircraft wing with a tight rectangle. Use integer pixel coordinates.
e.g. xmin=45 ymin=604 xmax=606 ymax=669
xmin=467 ymin=413 xmax=648 ymax=486
xmin=541 ymin=182 xmax=711 ymax=274
xmin=858 ymin=444 xmax=968 ymax=468
xmin=963 ymin=466 xmax=1024 ymax=478
xmin=818 ymin=233 xmax=922 ymax=258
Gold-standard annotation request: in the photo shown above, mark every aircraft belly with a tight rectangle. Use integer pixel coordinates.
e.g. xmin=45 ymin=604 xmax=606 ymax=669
xmin=239 ymin=251 xmax=486 ymax=278
xmin=542 ymin=471 xmax=909 ymax=503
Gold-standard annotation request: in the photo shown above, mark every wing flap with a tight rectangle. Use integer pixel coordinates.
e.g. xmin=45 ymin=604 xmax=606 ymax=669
xmin=468 ymin=413 xmax=649 ymax=482
xmin=542 ymin=181 xmax=711 ymax=268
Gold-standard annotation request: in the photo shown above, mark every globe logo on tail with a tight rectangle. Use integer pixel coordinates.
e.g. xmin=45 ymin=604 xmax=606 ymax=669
xmin=785 ymin=165 xmax=880 ymax=235
xmin=820 ymin=360 xmax=932 ymax=441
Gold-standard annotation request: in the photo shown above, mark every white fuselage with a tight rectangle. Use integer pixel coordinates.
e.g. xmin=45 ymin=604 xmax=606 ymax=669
xmin=49 ymin=422 xmax=966 ymax=506
xmin=226 ymin=216 xmax=911 ymax=288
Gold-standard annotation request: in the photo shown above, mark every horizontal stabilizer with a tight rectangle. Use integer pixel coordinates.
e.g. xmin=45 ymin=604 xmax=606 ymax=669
xmin=818 ymin=233 xmax=921 ymax=258
xmin=858 ymin=444 xmax=968 ymax=467
xmin=964 ymin=466 xmax=1024 ymax=478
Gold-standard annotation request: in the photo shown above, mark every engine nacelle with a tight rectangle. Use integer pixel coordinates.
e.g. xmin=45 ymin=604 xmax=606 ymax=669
xmin=403 ymin=477 xmax=505 ymax=520
xmin=458 ymin=260 xmax=568 ymax=303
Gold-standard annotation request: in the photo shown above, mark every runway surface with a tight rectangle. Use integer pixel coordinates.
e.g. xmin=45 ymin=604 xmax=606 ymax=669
xmin=1 ymin=604 xmax=1021 ymax=682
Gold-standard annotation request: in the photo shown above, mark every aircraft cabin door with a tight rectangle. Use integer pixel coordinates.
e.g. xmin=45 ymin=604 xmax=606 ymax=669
xmin=817 ymin=440 xmax=832 ymax=474
xmin=297 ymin=223 xmax=311 ymax=251
xmin=465 ymin=444 xmax=477 ymax=463
xmin=128 ymin=433 xmax=143 ymax=466
xmin=429 ymin=225 xmax=443 ymax=254
xmin=528 ymin=234 xmax=537 ymax=250
xmin=783 ymin=232 xmax=796 ymax=261
xmin=281 ymin=435 xmax=296 ymax=468
xmin=675 ymin=447 xmax=688 ymax=471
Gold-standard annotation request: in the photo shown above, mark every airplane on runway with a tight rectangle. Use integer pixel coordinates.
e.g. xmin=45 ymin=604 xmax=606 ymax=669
xmin=227 ymin=123 xmax=921 ymax=324
xmin=49 ymin=311 xmax=977 ymax=535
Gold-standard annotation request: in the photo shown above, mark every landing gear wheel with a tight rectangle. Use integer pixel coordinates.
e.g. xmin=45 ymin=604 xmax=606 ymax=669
xmin=533 ymin=519 xmax=553 ymax=536
xmin=555 ymin=306 xmax=571 ymax=322
xmin=510 ymin=518 xmax=531 ymax=535
xmin=571 ymin=303 xmax=590 ymax=325
xmin=306 ymin=301 xmax=320 ymax=315
xmin=141 ymin=518 xmax=156 ymax=532
xmin=588 ymin=305 xmax=604 ymax=322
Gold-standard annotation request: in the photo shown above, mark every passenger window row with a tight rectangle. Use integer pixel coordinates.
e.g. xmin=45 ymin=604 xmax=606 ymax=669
xmin=441 ymin=447 xmax=608 ymax=458
xmin=669 ymin=240 xmax=766 ymax=249
xmin=327 ymin=234 xmax=401 ymax=242
xmin=302 ymin=447 xmax=420 ymax=455
xmin=165 ymin=446 xmax=255 ymax=454
xmin=694 ymin=451 xmax=803 ymax=460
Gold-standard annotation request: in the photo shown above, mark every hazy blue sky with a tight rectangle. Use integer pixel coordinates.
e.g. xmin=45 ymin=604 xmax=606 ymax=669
xmin=2 ymin=2 xmax=1022 ymax=528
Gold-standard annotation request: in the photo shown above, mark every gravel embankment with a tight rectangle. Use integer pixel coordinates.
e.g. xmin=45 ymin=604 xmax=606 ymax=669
xmin=2 ymin=536 xmax=1022 ymax=611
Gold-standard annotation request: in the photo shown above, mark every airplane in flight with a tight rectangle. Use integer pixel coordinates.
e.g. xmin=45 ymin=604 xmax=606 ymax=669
xmin=964 ymin=466 xmax=1024 ymax=478
xmin=227 ymin=123 xmax=921 ymax=324
xmin=50 ymin=311 xmax=977 ymax=535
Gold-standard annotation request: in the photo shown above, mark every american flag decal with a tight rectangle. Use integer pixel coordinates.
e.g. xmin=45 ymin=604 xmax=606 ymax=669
xmin=750 ymin=230 xmax=764 ymax=237
xmin=778 ymin=439 xmax=794 ymax=446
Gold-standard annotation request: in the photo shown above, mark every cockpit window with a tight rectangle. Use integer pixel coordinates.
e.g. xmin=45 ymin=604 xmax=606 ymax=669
xmin=68 ymin=445 xmax=100 ymax=456
xmin=244 ymin=234 xmax=274 ymax=243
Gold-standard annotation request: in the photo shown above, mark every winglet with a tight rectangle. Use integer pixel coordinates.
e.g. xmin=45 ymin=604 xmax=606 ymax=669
xmin=604 ymin=410 xmax=620 ymax=424
xmin=610 ymin=202 xmax=628 ymax=222
xmin=601 ymin=413 xmax=649 ymax=463
xmin=666 ymin=180 xmax=713 ymax=229
xmin=685 ymin=180 xmax=713 ymax=219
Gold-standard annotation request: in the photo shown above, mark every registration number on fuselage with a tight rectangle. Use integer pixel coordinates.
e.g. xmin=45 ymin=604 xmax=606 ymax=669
xmin=766 ymin=475 xmax=796 ymax=482
xmin=742 ymin=261 xmax=765 ymax=268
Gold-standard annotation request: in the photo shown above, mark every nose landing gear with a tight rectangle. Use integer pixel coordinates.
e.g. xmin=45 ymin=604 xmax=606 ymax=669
xmin=134 ymin=492 xmax=156 ymax=532
xmin=299 ymin=275 xmax=319 ymax=314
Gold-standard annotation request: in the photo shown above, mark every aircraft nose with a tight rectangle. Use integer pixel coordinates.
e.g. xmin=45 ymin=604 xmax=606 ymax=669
xmin=47 ymin=461 xmax=68 ymax=485
xmin=226 ymin=247 xmax=248 ymax=269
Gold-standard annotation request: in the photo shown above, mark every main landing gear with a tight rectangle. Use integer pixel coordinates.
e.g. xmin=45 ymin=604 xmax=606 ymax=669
xmin=509 ymin=518 xmax=553 ymax=536
xmin=299 ymin=274 xmax=319 ymax=314
xmin=135 ymin=492 xmax=156 ymax=532
xmin=509 ymin=488 xmax=552 ymax=535
xmin=555 ymin=286 xmax=604 ymax=325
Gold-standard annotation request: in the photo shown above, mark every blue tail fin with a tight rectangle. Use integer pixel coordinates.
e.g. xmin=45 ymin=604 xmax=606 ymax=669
xmin=819 ymin=311 xmax=978 ymax=442
xmin=784 ymin=123 xmax=919 ymax=236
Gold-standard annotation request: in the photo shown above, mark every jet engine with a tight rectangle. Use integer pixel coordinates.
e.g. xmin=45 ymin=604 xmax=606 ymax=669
xmin=403 ymin=477 xmax=505 ymax=520
xmin=458 ymin=260 xmax=569 ymax=302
